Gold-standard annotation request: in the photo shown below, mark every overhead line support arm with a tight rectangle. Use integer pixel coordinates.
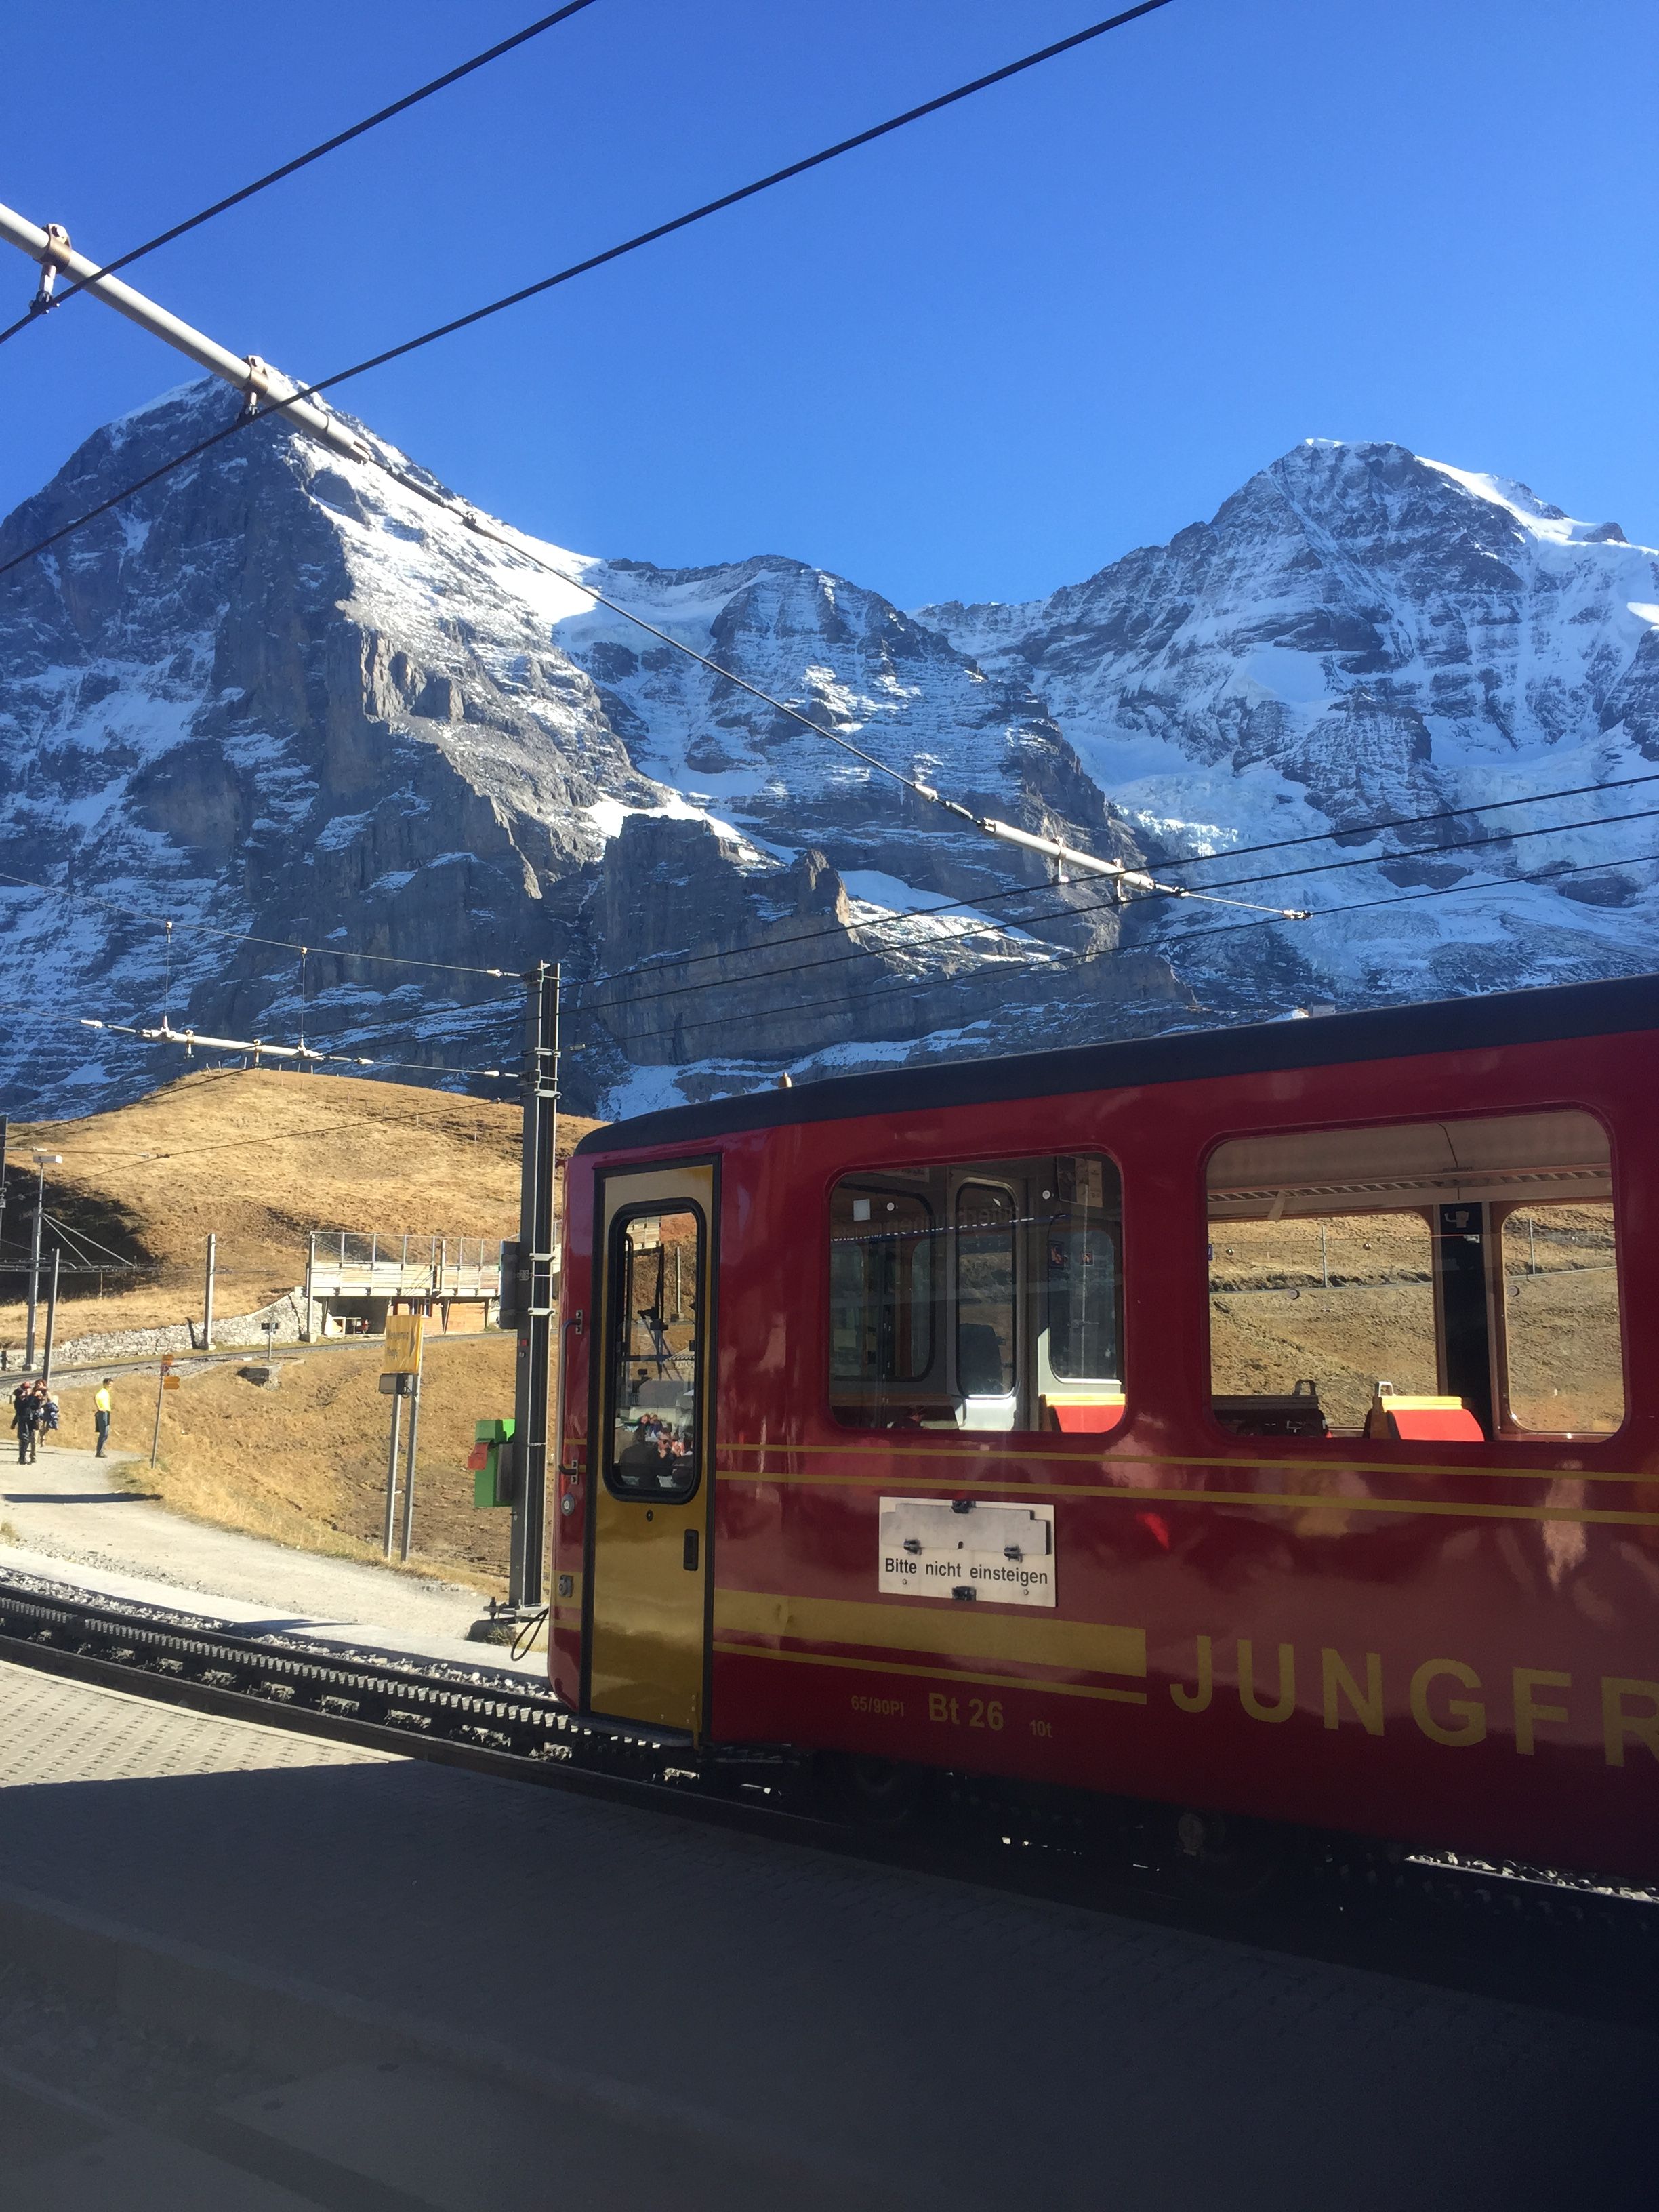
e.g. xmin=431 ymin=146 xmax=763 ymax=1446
xmin=0 ymin=201 xmax=369 ymax=463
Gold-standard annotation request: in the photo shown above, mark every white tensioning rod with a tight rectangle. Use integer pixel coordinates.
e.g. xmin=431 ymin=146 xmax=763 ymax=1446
xmin=79 ymin=1015 xmax=502 ymax=1077
xmin=0 ymin=201 xmax=1305 ymax=921
xmin=0 ymin=201 xmax=369 ymax=464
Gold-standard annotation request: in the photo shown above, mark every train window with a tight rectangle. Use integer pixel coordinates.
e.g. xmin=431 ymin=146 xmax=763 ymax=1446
xmin=605 ymin=1206 xmax=701 ymax=1500
xmin=1207 ymin=1110 xmax=1622 ymax=1441
xmin=1499 ymin=1202 xmax=1622 ymax=1433
xmin=1047 ymin=1155 xmax=1120 ymax=1380
xmin=829 ymin=1154 xmax=1123 ymax=1431
xmin=956 ymin=1185 xmax=1018 ymax=1399
xmin=830 ymin=1188 xmax=934 ymax=1385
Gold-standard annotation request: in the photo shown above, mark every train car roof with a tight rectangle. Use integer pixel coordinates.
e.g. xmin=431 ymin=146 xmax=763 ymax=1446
xmin=573 ymin=970 xmax=1659 ymax=1159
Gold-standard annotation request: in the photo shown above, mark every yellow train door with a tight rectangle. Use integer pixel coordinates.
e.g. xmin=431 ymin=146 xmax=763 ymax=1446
xmin=586 ymin=1163 xmax=714 ymax=1734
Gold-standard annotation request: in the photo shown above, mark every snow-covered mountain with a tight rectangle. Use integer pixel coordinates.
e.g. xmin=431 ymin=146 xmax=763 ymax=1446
xmin=0 ymin=386 xmax=1654 ymax=1120
xmin=920 ymin=440 xmax=1659 ymax=1017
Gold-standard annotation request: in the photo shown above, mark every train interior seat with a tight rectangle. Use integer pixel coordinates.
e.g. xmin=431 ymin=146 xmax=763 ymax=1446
xmin=1210 ymin=1380 xmax=1329 ymax=1439
xmin=1364 ymin=1387 xmax=1484 ymax=1443
xmin=1040 ymin=1391 xmax=1126 ymax=1434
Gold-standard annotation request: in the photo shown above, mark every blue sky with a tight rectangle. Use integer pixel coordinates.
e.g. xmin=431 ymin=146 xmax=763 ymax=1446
xmin=1 ymin=0 xmax=1653 ymax=609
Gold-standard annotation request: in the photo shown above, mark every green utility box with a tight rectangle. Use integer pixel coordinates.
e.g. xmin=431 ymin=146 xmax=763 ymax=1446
xmin=470 ymin=1417 xmax=515 ymax=1509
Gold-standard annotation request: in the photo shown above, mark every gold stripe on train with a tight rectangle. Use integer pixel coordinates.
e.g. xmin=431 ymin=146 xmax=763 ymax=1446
xmin=713 ymin=1589 xmax=1145 ymax=1679
xmin=718 ymin=1437 xmax=1651 ymax=1488
xmin=711 ymin=1642 xmax=1148 ymax=1706
xmin=714 ymin=1468 xmax=1659 ymax=1528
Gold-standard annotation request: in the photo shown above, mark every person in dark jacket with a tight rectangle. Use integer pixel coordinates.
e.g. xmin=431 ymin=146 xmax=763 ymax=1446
xmin=11 ymin=1380 xmax=39 ymax=1465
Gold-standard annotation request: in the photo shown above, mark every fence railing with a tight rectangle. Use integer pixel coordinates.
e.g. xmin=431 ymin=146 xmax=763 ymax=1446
xmin=306 ymin=1233 xmax=503 ymax=1297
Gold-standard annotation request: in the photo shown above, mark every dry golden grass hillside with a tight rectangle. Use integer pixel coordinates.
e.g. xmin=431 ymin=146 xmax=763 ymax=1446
xmin=52 ymin=1338 xmax=519 ymax=1593
xmin=2 ymin=1068 xmax=597 ymax=1340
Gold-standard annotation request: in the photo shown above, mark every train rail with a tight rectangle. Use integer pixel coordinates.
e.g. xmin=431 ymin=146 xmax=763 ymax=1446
xmin=1 ymin=1563 xmax=1654 ymax=2032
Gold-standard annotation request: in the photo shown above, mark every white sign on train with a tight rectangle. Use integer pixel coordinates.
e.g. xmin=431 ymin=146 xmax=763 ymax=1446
xmin=878 ymin=1497 xmax=1056 ymax=1608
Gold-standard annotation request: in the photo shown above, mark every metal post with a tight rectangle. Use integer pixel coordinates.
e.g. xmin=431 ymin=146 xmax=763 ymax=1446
xmin=24 ymin=1183 xmax=41 ymax=1371
xmin=41 ymin=1249 xmax=59 ymax=1385
xmin=203 ymin=1232 xmax=217 ymax=1351
xmin=1319 ymin=1221 xmax=1328 ymax=1290
xmin=508 ymin=962 xmax=559 ymax=1612
xmin=150 ymin=1368 xmax=166 ymax=1467
xmin=398 ymin=1374 xmax=422 ymax=1562
xmin=382 ymin=1383 xmax=404 ymax=1558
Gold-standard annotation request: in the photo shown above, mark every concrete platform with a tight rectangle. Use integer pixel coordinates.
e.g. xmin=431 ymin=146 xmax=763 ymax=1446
xmin=1 ymin=1661 xmax=1654 ymax=2211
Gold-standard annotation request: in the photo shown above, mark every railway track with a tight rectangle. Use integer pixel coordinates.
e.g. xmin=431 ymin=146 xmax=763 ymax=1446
xmin=2 ymin=1563 xmax=1654 ymax=2032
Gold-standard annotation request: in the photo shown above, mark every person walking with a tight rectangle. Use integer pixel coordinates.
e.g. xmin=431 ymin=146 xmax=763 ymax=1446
xmin=11 ymin=1381 xmax=39 ymax=1466
xmin=93 ymin=1377 xmax=113 ymax=1459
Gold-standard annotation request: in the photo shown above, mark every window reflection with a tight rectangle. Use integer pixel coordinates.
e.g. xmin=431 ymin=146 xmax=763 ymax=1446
xmin=607 ymin=1207 xmax=701 ymax=1498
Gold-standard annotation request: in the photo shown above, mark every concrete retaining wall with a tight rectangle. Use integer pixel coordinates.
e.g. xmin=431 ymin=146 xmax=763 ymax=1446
xmin=13 ymin=1288 xmax=308 ymax=1372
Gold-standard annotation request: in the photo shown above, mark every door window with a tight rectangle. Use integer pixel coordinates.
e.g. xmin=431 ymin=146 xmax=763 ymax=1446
xmin=606 ymin=1206 xmax=701 ymax=1498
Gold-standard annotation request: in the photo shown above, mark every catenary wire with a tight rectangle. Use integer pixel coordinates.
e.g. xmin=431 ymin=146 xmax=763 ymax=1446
xmin=0 ymin=0 xmax=1176 ymax=582
xmin=0 ymin=994 xmax=510 ymax=1081
xmin=0 ymin=1 xmax=605 ymax=348
xmin=6 ymin=0 xmax=1642 ymax=1036
xmin=1148 ymin=771 xmax=1659 ymax=874
xmin=489 ymin=766 xmax=1659 ymax=1011
xmin=594 ymin=839 xmax=1659 ymax=1053
xmin=571 ymin=802 xmax=1659 ymax=1020
xmin=181 ymin=1 xmax=1180 ymax=400
xmin=0 ymin=867 xmax=520 ymax=984
xmin=0 ymin=12 xmax=1269 ymax=909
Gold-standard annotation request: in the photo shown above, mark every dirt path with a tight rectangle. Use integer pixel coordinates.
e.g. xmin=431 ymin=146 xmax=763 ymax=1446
xmin=0 ymin=1443 xmax=543 ymax=1673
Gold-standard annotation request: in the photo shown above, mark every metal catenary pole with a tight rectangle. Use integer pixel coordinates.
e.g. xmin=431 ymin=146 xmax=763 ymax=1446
xmin=203 ymin=1232 xmax=216 ymax=1351
xmin=24 ymin=1185 xmax=41 ymax=1371
xmin=398 ymin=1368 xmax=422 ymax=1563
xmin=22 ymin=1153 xmax=56 ymax=1370
xmin=382 ymin=1382 xmax=404 ymax=1558
xmin=150 ymin=1361 xmax=169 ymax=1467
xmin=508 ymin=962 xmax=559 ymax=1612
xmin=41 ymin=1249 xmax=59 ymax=1385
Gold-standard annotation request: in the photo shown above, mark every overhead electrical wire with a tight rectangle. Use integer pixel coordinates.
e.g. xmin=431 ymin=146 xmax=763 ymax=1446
xmin=0 ymin=0 xmax=1178 ymax=574
xmin=0 ymin=992 xmax=508 ymax=1081
xmin=0 ymin=0 xmax=605 ymax=348
xmin=603 ymin=840 xmax=1659 ymax=1055
xmin=565 ymin=766 xmax=1659 ymax=1004
xmin=218 ymin=0 xmax=1181 ymax=398
xmin=5 ymin=0 xmax=1643 ymax=1064
xmin=0 ymin=866 xmax=519 ymax=984
xmin=570 ymin=800 xmax=1659 ymax=1021
xmin=0 ymin=5 xmax=1269 ymax=937
xmin=76 ymin=1015 xmax=510 ymax=1081
xmin=0 ymin=3 xmax=1200 ymax=925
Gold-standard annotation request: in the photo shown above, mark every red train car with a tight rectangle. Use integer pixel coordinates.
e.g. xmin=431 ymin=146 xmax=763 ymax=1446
xmin=551 ymin=975 xmax=1659 ymax=1883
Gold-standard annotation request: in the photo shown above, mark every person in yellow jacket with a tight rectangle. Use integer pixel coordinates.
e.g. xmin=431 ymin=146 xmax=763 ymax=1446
xmin=94 ymin=1378 xmax=113 ymax=1459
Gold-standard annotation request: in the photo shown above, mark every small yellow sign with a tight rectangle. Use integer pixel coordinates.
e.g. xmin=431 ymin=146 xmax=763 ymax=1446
xmin=161 ymin=1374 xmax=182 ymax=1391
xmin=382 ymin=1312 xmax=425 ymax=1376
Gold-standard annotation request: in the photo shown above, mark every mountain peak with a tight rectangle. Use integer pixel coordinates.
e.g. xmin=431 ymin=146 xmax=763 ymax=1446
xmin=1 ymin=388 xmax=1655 ymax=1121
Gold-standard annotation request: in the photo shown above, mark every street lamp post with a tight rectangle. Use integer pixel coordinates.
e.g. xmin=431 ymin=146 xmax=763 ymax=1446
xmin=24 ymin=1151 xmax=62 ymax=1372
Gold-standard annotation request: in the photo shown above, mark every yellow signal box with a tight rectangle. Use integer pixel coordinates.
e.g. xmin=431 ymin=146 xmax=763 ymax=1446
xmin=382 ymin=1312 xmax=425 ymax=1376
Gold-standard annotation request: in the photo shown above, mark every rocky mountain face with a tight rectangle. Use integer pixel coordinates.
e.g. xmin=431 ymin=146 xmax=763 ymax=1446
xmin=0 ymin=387 xmax=1654 ymax=1120
xmin=921 ymin=441 xmax=1659 ymax=1018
